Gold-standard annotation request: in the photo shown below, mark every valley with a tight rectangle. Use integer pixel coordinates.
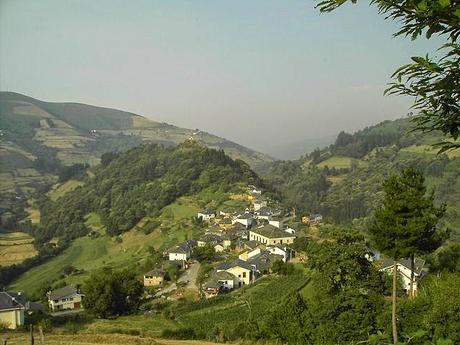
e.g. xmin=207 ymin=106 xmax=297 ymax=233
xmin=0 ymin=97 xmax=459 ymax=345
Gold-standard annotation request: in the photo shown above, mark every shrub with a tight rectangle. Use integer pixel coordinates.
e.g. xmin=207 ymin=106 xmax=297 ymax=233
xmin=161 ymin=327 xmax=196 ymax=339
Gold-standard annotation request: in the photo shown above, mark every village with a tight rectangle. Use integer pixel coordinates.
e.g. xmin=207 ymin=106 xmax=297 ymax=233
xmin=0 ymin=185 xmax=428 ymax=330
xmin=147 ymin=185 xmax=301 ymax=299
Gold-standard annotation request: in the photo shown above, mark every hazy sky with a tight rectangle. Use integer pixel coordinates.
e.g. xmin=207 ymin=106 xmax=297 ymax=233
xmin=0 ymin=0 xmax=441 ymax=156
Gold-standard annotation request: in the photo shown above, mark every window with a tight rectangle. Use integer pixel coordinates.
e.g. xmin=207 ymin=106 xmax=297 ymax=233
xmin=243 ymin=272 xmax=246 ymax=278
xmin=280 ymin=240 xmax=283 ymax=244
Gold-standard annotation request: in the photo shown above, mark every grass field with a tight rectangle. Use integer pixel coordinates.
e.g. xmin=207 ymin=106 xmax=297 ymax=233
xmin=26 ymin=205 xmax=41 ymax=224
xmin=9 ymin=197 xmax=203 ymax=294
xmin=85 ymin=314 xmax=177 ymax=337
xmin=400 ymin=144 xmax=460 ymax=159
xmin=0 ymin=231 xmax=37 ymax=267
xmin=317 ymin=155 xmax=366 ymax=169
xmin=48 ymin=179 xmax=85 ymax=201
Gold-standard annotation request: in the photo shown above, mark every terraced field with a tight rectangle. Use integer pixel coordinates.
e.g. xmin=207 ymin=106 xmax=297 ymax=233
xmin=9 ymin=198 xmax=202 ymax=294
xmin=0 ymin=231 xmax=37 ymax=266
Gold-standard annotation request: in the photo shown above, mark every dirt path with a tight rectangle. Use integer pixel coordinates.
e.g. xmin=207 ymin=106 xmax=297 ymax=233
xmin=178 ymin=261 xmax=200 ymax=290
xmin=155 ymin=262 xmax=200 ymax=297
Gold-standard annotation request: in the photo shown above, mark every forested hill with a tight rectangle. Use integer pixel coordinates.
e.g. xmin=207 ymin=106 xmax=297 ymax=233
xmin=35 ymin=141 xmax=262 ymax=243
xmin=0 ymin=91 xmax=273 ymax=213
xmin=261 ymin=117 xmax=460 ymax=240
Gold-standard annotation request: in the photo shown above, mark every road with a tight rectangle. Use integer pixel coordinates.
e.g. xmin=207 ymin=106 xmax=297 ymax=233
xmin=155 ymin=261 xmax=200 ymax=297
xmin=178 ymin=261 xmax=200 ymax=290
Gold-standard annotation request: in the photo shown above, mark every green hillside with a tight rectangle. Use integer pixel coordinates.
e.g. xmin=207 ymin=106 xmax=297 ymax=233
xmin=5 ymin=142 xmax=260 ymax=292
xmin=36 ymin=141 xmax=260 ymax=242
xmin=0 ymin=91 xmax=273 ymax=214
xmin=261 ymin=117 xmax=460 ymax=241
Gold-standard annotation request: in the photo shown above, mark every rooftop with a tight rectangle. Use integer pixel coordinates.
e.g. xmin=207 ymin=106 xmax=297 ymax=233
xmin=144 ymin=269 xmax=166 ymax=277
xmin=0 ymin=292 xmax=24 ymax=310
xmin=47 ymin=286 xmax=79 ymax=301
xmin=379 ymin=257 xmax=426 ymax=276
xmin=199 ymin=208 xmax=215 ymax=215
xmin=217 ymin=259 xmax=253 ymax=271
xmin=251 ymin=225 xmax=296 ymax=239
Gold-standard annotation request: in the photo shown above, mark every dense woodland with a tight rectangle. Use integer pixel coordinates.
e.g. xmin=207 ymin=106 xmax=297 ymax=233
xmin=260 ymin=118 xmax=460 ymax=240
xmin=36 ymin=141 xmax=261 ymax=242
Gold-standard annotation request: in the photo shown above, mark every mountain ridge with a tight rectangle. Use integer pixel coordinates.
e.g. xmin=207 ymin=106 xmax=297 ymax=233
xmin=0 ymin=91 xmax=273 ymax=206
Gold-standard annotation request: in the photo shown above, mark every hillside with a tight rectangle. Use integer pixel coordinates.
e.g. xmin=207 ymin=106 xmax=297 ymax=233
xmin=36 ymin=141 xmax=260 ymax=241
xmin=5 ymin=142 xmax=262 ymax=291
xmin=261 ymin=117 xmax=460 ymax=241
xmin=0 ymin=91 xmax=273 ymax=211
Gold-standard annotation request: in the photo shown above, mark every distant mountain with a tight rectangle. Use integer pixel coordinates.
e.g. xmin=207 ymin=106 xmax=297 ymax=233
xmin=0 ymin=92 xmax=273 ymax=202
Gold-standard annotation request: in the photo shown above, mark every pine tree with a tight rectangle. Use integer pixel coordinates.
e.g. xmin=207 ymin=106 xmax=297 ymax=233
xmin=369 ymin=168 xmax=447 ymax=344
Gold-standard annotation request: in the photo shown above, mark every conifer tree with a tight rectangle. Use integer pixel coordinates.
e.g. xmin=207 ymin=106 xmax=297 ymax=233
xmin=369 ymin=168 xmax=446 ymax=344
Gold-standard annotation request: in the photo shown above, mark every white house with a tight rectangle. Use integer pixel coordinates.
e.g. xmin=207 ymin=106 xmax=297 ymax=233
xmin=266 ymin=244 xmax=292 ymax=262
xmin=233 ymin=213 xmax=253 ymax=228
xmin=168 ymin=240 xmax=197 ymax=261
xmin=255 ymin=207 xmax=274 ymax=221
xmin=217 ymin=259 xmax=254 ymax=287
xmin=47 ymin=286 xmax=84 ymax=312
xmin=168 ymin=246 xmax=189 ymax=261
xmin=0 ymin=292 xmax=25 ymax=329
xmin=249 ymin=224 xmax=296 ymax=246
xmin=285 ymin=227 xmax=296 ymax=234
xmin=197 ymin=209 xmax=216 ymax=221
xmin=379 ymin=258 xmax=426 ymax=294
xmin=204 ymin=271 xmax=237 ymax=298
xmin=269 ymin=218 xmax=283 ymax=229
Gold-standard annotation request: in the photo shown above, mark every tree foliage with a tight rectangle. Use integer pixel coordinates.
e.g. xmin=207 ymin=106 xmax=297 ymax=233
xmin=38 ymin=141 xmax=262 ymax=241
xmin=82 ymin=268 xmax=143 ymax=318
xmin=369 ymin=168 xmax=446 ymax=260
xmin=263 ymin=230 xmax=386 ymax=345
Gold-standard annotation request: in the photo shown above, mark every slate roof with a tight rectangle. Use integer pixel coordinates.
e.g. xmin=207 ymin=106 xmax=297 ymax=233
xmin=0 ymin=292 xmax=24 ymax=310
xmin=169 ymin=246 xmax=187 ymax=254
xmin=48 ymin=286 xmax=79 ymax=301
xmin=7 ymin=292 xmax=27 ymax=306
xmin=244 ymin=240 xmax=260 ymax=250
xmin=248 ymin=251 xmax=283 ymax=272
xmin=217 ymin=259 xmax=253 ymax=271
xmin=169 ymin=240 xmax=197 ymax=254
xmin=199 ymin=233 xmax=222 ymax=245
xmin=199 ymin=208 xmax=216 ymax=215
xmin=237 ymin=213 xmax=253 ymax=220
xmin=379 ymin=257 xmax=426 ymax=276
xmin=251 ymin=225 xmax=296 ymax=239
xmin=257 ymin=207 xmax=273 ymax=216
xmin=205 ymin=271 xmax=237 ymax=289
xmin=144 ymin=269 xmax=166 ymax=277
